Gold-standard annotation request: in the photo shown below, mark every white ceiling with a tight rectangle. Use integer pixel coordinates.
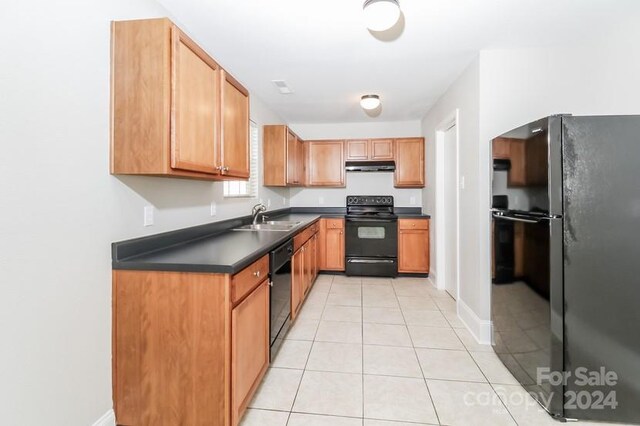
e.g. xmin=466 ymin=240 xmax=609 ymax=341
xmin=157 ymin=0 xmax=637 ymax=123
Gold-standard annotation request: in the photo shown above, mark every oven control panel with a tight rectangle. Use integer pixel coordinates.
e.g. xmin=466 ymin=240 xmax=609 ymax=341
xmin=347 ymin=196 xmax=394 ymax=207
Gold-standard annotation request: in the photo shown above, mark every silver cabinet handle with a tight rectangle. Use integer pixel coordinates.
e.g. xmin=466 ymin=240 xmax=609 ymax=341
xmin=253 ymin=270 xmax=261 ymax=277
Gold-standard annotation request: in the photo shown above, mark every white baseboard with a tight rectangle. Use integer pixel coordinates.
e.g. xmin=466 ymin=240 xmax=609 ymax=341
xmin=92 ymin=409 xmax=115 ymax=426
xmin=427 ymin=276 xmax=437 ymax=289
xmin=457 ymin=298 xmax=492 ymax=345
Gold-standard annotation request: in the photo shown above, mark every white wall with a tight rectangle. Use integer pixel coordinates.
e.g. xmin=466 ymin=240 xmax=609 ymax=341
xmin=422 ymin=14 xmax=640 ymax=340
xmin=420 ymin=58 xmax=480 ymax=299
xmin=289 ymin=120 xmax=424 ymax=207
xmin=0 ymin=1 xmax=286 ymax=424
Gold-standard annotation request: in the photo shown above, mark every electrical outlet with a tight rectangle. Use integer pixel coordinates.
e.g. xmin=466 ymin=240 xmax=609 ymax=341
xmin=143 ymin=206 xmax=154 ymax=227
xmin=460 ymin=176 xmax=466 ymax=190
xmin=210 ymin=202 xmax=217 ymax=216
xmin=267 ymin=198 xmax=272 ymax=208
xmin=410 ymin=197 xmax=416 ymax=205
xmin=282 ymin=196 xmax=286 ymax=205
xmin=318 ymin=196 xmax=325 ymax=205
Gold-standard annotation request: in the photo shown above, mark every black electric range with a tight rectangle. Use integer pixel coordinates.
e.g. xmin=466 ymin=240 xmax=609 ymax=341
xmin=345 ymin=196 xmax=398 ymax=277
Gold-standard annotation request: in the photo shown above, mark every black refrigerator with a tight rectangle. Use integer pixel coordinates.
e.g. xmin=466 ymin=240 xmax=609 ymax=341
xmin=490 ymin=115 xmax=640 ymax=424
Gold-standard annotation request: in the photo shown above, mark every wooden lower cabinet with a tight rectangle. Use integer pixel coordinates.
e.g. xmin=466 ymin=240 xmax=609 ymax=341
xmin=319 ymin=218 xmax=345 ymax=271
xmin=291 ymin=223 xmax=320 ymax=320
xmin=231 ymin=280 xmax=269 ymax=425
xmin=113 ymin=254 xmax=270 ymax=426
xmin=398 ymin=218 xmax=430 ymax=273
xmin=291 ymin=247 xmax=305 ymax=319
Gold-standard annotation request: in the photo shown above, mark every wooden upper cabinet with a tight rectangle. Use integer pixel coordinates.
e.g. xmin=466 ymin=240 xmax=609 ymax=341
xmin=492 ymin=138 xmax=511 ymax=159
xmin=263 ymin=125 xmax=304 ymax=186
xmin=221 ymin=71 xmax=250 ymax=179
xmin=307 ymin=140 xmax=345 ymax=187
xmin=286 ymin=130 xmax=299 ymax=185
xmin=345 ymin=139 xmax=394 ymax=161
xmin=297 ymin=136 xmax=306 ymax=185
xmin=172 ymin=27 xmax=220 ymax=174
xmin=394 ymin=138 xmax=425 ymax=188
xmin=110 ymin=18 xmax=250 ymax=181
xmin=370 ymin=139 xmax=394 ymax=160
xmin=345 ymin=139 xmax=369 ymax=160
xmin=508 ymin=139 xmax=526 ymax=186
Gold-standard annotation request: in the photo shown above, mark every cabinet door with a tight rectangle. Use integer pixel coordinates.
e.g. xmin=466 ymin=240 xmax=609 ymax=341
xmin=492 ymin=138 xmax=511 ymax=159
xmin=345 ymin=139 xmax=369 ymax=160
xmin=286 ymin=131 xmax=299 ymax=185
xmin=220 ymin=71 xmax=250 ymax=179
xmin=394 ymin=138 xmax=425 ymax=188
xmin=231 ymin=280 xmax=269 ymax=425
xmin=307 ymin=140 xmax=345 ymax=187
xmin=508 ymin=139 xmax=526 ymax=186
xmin=291 ymin=249 xmax=304 ymax=319
xmin=370 ymin=139 xmax=394 ymax=160
xmin=311 ymin=234 xmax=318 ymax=281
xmin=325 ymin=228 xmax=345 ymax=271
xmin=171 ymin=27 xmax=220 ymax=174
xmin=398 ymin=229 xmax=430 ymax=273
xmin=297 ymin=137 xmax=306 ymax=185
xmin=303 ymin=243 xmax=312 ymax=295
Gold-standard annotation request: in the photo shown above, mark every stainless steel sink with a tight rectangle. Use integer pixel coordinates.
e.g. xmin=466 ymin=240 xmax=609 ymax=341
xmin=233 ymin=222 xmax=300 ymax=232
xmin=264 ymin=221 xmax=301 ymax=226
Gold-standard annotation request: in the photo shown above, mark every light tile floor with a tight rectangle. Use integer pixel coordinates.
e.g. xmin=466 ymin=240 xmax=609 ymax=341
xmin=242 ymin=274 xmax=624 ymax=426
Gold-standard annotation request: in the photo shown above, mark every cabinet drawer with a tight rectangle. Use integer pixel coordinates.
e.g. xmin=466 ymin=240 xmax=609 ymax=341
xmin=324 ymin=218 xmax=344 ymax=229
xmin=399 ymin=218 xmax=429 ymax=230
xmin=294 ymin=222 xmax=319 ymax=251
xmin=232 ymin=255 xmax=269 ymax=304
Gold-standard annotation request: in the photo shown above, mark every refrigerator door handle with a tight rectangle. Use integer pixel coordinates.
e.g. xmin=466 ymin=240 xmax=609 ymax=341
xmin=492 ymin=212 xmax=542 ymax=224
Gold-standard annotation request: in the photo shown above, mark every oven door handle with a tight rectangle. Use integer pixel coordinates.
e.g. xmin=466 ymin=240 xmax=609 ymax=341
xmin=345 ymin=217 xmax=397 ymax=223
xmin=347 ymin=258 xmax=396 ymax=264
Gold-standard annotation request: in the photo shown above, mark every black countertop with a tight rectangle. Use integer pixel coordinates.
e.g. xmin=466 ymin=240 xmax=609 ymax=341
xmin=112 ymin=208 xmax=430 ymax=274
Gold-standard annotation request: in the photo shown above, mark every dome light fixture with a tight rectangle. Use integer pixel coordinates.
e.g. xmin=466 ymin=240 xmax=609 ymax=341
xmin=360 ymin=94 xmax=381 ymax=110
xmin=363 ymin=0 xmax=401 ymax=32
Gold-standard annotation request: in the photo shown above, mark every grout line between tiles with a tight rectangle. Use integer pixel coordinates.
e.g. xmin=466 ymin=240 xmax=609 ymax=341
xmin=393 ymin=279 xmax=442 ymax=426
xmin=285 ymin=275 xmax=332 ymax=424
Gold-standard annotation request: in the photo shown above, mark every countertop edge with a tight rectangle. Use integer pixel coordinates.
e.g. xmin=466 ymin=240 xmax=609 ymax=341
xmin=112 ymin=209 xmax=430 ymax=274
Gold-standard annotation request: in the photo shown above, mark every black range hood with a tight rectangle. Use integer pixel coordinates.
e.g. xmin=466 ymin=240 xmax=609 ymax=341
xmin=345 ymin=161 xmax=396 ymax=172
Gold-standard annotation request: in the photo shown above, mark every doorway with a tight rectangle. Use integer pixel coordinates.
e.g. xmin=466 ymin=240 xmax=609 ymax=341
xmin=435 ymin=110 xmax=460 ymax=300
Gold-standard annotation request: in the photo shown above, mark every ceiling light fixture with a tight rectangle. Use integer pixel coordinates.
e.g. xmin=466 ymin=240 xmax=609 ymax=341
xmin=363 ymin=0 xmax=401 ymax=32
xmin=360 ymin=94 xmax=381 ymax=110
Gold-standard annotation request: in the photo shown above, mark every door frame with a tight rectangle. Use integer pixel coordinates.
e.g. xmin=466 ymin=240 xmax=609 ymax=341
xmin=435 ymin=109 xmax=460 ymax=300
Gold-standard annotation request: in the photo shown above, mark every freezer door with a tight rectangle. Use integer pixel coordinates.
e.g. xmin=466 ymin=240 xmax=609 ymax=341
xmin=562 ymin=116 xmax=640 ymax=423
xmin=491 ymin=116 xmax=554 ymax=214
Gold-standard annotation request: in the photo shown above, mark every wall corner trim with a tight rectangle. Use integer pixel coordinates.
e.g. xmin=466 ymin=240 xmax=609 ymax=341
xmin=92 ymin=409 xmax=115 ymax=426
xmin=457 ymin=298 xmax=492 ymax=345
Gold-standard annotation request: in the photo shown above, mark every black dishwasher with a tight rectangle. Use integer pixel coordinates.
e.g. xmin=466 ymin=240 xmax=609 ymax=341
xmin=269 ymin=239 xmax=293 ymax=360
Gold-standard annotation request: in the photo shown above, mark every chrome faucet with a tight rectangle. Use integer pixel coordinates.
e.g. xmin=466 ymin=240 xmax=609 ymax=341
xmin=251 ymin=203 xmax=267 ymax=225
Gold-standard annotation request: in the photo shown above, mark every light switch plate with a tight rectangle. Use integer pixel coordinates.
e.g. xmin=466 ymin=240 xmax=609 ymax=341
xmin=318 ymin=196 xmax=325 ymax=205
xmin=143 ymin=206 xmax=154 ymax=227
xmin=210 ymin=202 xmax=217 ymax=216
xmin=410 ymin=197 xmax=416 ymax=205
